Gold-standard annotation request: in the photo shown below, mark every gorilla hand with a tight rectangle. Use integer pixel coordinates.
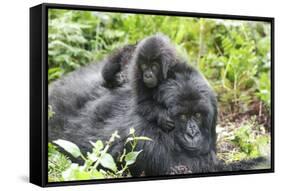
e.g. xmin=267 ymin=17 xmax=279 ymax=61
xmin=158 ymin=110 xmax=175 ymax=132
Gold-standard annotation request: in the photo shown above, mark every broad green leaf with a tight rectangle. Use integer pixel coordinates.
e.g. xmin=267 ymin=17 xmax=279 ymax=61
xmin=62 ymin=164 xmax=92 ymax=181
xmin=92 ymin=170 xmax=105 ymax=179
xmin=125 ymin=151 xmax=142 ymax=166
xmin=100 ymin=153 xmax=117 ymax=172
xmin=74 ymin=170 xmax=92 ymax=180
xmin=53 ymin=139 xmax=81 ymax=158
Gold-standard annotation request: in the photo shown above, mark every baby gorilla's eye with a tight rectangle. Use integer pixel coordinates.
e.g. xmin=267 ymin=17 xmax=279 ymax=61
xmin=140 ymin=63 xmax=147 ymax=70
xmin=180 ymin=114 xmax=188 ymax=121
xmin=151 ymin=62 xmax=159 ymax=71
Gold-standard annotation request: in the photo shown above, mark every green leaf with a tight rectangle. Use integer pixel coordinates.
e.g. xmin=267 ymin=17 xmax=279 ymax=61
xmin=74 ymin=170 xmax=92 ymax=180
xmin=53 ymin=139 xmax=81 ymax=158
xmin=125 ymin=151 xmax=142 ymax=166
xmin=100 ymin=153 xmax=117 ymax=172
xmin=90 ymin=140 xmax=104 ymax=151
xmin=87 ymin=152 xmax=98 ymax=162
xmin=129 ymin=128 xmax=135 ymax=135
xmin=91 ymin=170 xmax=105 ymax=179
xmin=62 ymin=164 xmax=92 ymax=181
xmin=62 ymin=163 xmax=79 ymax=181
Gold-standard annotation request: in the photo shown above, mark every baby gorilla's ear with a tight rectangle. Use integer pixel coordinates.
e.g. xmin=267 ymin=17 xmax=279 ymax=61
xmin=162 ymin=60 xmax=169 ymax=79
xmin=161 ymin=53 xmax=176 ymax=79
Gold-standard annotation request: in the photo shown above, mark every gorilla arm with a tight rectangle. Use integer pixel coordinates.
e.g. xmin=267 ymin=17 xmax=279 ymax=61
xmin=102 ymin=44 xmax=136 ymax=88
xmin=135 ymin=100 xmax=174 ymax=132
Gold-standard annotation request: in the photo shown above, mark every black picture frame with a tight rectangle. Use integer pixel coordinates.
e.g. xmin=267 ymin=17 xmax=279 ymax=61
xmin=30 ymin=3 xmax=275 ymax=187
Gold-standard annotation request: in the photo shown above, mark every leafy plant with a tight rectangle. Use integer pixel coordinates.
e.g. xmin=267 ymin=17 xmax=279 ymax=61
xmin=48 ymin=10 xmax=96 ymax=82
xmin=48 ymin=10 xmax=272 ymax=172
xmin=48 ymin=10 xmax=271 ymax=117
xmin=48 ymin=143 xmax=71 ymax=182
xmin=217 ymin=117 xmax=270 ymax=163
xmin=256 ymin=72 xmax=271 ymax=109
xmin=49 ymin=128 xmax=152 ymax=181
xmin=48 ymin=105 xmax=55 ymax=120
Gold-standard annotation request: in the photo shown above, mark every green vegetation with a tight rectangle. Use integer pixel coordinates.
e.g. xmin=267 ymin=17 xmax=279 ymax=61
xmin=48 ymin=129 xmax=152 ymax=182
xmin=48 ymin=10 xmax=271 ymax=115
xmin=48 ymin=9 xmax=271 ymax=181
xmin=217 ymin=117 xmax=270 ymax=163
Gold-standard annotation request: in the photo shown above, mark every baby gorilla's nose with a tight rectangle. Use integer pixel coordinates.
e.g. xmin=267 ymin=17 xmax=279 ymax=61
xmin=144 ymin=71 xmax=152 ymax=78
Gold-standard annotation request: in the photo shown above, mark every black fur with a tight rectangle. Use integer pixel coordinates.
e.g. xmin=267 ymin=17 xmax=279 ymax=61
xmin=102 ymin=44 xmax=136 ymax=88
xmin=48 ymin=63 xmax=107 ymax=133
xmin=48 ymin=44 xmax=134 ymax=139
xmin=127 ymin=34 xmax=179 ymax=132
xmin=49 ymin=59 xmax=219 ymax=175
xmin=48 ymin=36 xmax=267 ymax=177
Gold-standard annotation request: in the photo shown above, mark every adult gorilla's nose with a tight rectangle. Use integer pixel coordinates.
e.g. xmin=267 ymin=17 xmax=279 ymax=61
xmin=186 ymin=122 xmax=199 ymax=138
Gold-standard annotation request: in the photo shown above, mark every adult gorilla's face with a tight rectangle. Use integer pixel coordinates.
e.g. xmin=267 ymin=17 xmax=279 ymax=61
xmin=171 ymin=100 xmax=214 ymax=154
xmin=158 ymin=71 xmax=217 ymax=155
xmin=175 ymin=112 xmax=204 ymax=151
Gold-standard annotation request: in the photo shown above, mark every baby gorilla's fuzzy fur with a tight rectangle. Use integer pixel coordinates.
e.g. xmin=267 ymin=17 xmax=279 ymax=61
xmin=102 ymin=34 xmax=180 ymax=132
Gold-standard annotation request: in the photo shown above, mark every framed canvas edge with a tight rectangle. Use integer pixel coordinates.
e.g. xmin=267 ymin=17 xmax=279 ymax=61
xmin=29 ymin=3 xmax=275 ymax=188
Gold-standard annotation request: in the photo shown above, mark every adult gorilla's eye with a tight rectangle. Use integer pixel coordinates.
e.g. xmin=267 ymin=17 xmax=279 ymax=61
xmin=180 ymin=114 xmax=187 ymax=121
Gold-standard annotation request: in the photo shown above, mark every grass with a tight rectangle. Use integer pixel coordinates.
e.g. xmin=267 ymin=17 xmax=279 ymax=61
xmin=216 ymin=116 xmax=270 ymax=163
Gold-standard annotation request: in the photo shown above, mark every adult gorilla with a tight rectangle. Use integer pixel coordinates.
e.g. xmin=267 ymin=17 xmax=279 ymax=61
xmin=49 ymin=60 xmax=219 ymax=176
xmin=48 ymin=44 xmax=135 ymax=131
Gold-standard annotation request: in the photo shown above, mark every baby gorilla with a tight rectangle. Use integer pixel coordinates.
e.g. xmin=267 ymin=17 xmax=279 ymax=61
xmin=128 ymin=34 xmax=178 ymax=132
xmin=132 ymin=34 xmax=176 ymax=88
xmin=139 ymin=59 xmax=159 ymax=88
xmin=101 ymin=34 xmax=179 ymax=132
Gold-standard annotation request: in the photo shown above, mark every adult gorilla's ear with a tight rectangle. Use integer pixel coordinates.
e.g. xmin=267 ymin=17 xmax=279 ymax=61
xmin=210 ymin=99 xmax=218 ymax=151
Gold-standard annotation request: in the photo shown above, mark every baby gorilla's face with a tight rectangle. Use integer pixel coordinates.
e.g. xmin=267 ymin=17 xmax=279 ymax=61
xmin=139 ymin=61 xmax=160 ymax=88
xmin=133 ymin=34 xmax=175 ymax=88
